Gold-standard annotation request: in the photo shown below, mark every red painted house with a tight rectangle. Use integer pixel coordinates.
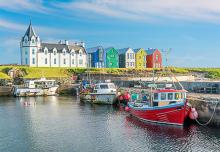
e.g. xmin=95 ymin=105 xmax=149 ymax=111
xmin=146 ymin=49 xmax=162 ymax=68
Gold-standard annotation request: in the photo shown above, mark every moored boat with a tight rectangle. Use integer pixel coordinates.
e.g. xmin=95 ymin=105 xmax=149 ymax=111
xmin=127 ymin=87 xmax=192 ymax=126
xmin=13 ymin=78 xmax=59 ymax=97
xmin=80 ymin=81 xmax=117 ymax=104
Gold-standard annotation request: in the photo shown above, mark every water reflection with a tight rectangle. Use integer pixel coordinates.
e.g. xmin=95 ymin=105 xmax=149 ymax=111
xmin=0 ymin=96 xmax=219 ymax=152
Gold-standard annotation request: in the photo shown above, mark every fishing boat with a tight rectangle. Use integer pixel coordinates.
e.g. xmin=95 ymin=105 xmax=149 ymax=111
xmin=80 ymin=81 xmax=117 ymax=104
xmin=13 ymin=78 xmax=59 ymax=97
xmin=127 ymin=86 xmax=192 ymax=126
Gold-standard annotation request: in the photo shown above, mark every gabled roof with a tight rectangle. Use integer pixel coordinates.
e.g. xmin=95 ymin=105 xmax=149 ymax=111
xmin=134 ymin=48 xmax=146 ymax=53
xmin=86 ymin=46 xmax=103 ymax=53
xmin=104 ymin=47 xmax=115 ymax=51
xmin=23 ymin=22 xmax=37 ymax=40
xmin=118 ymin=48 xmax=130 ymax=54
xmin=40 ymin=43 xmax=86 ymax=53
xmin=146 ymin=49 xmax=159 ymax=55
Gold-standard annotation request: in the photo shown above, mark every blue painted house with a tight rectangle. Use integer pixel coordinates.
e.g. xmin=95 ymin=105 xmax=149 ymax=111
xmin=86 ymin=46 xmax=105 ymax=68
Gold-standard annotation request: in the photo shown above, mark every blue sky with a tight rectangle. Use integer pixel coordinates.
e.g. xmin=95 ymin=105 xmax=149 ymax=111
xmin=0 ymin=0 xmax=220 ymax=67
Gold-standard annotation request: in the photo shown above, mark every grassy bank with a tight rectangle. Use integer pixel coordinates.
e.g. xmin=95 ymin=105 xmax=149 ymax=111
xmin=0 ymin=66 xmax=220 ymax=79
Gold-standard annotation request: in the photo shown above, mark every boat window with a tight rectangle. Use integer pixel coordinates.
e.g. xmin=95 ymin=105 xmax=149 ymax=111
xmin=108 ymin=84 xmax=115 ymax=89
xmin=175 ymin=93 xmax=180 ymax=100
xmin=161 ymin=93 xmax=166 ymax=100
xmin=100 ymin=85 xmax=109 ymax=89
xmin=168 ymin=93 xmax=173 ymax=100
xmin=154 ymin=93 xmax=158 ymax=100
xmin=95 ymin=85 xmax=100 ymax=89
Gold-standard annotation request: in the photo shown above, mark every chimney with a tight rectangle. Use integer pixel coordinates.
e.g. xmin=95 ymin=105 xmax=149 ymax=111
xmin=81 ymin=41 xmax=85 ymax=47
xmin=65 ymin=40 xmax=69 ymax=45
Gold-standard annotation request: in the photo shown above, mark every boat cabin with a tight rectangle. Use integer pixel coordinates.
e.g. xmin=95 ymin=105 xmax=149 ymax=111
xmin=152 ymin=89 xmax=187 ymax=107
xmin=93 ymin=83 xmax=117 ymax=94
xmin=24 ymin=78 xmax=57 ymax=89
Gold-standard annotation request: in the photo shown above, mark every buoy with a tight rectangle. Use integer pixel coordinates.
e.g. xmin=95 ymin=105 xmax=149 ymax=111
xmin=189 ymin=108 xmax=198 ymax=120
xmin=125 ymin=106 xmax=130 ymax=112
xmin=119 ymin=95 xmax=124 ymax=101
xmin=124 ymin=93 xmax=131 ymax=100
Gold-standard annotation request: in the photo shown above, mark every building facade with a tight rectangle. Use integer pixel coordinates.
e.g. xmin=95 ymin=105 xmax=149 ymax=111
xmin=118 ymin=48 xmax=135 ymax=68
xmin=20 ymin=23 xmax=87 ymax=67
xmin=134 ymin=48 xmax=147 ymax=68
xmin=87 ymin=46 xmax=105 ymax=68
xmin=104 ymin=47 xmax=119 ymax=68
xmin=146 ymin=49 xmax=162 ymax=68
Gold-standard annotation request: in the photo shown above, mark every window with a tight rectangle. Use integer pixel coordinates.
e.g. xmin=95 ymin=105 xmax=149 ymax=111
xmin=71 ymin=52 xmax=74 ymax=56
xmin=130 ymin=53 xmax=132 ymax=59
xmin=126 ymin=62 xmax=129 ymax=67
xmin=79 ymin=52 xmax=82 ymax=56
xmin=168 ymin=93 xmax=173 ymax=100
xmin=25 ymin=58 xmax=28 ymax=64
xmin=127 ymin=53 xmax=129 ymax=59
xmin=32 ymin=49 xmax=35 ymax=55
xmin=79 ymin=59 xmax=83 ymax=65
xmin=64 ymin=59 xmax=66 ymax=65
xmin=72 ymin=59 xmax=74 ymax=64
xmin=100 ymin=85 xmax=108 ymax=89
xmin=32 ymin=39 xmax=35 ymax=43
xmin=25 ymin=51 xmax=28 ymax=55
xmin=109 ymin=62 xmax=112 ymax=66
xmin=156 ymin=54 xmax=159 ymax=61
xmin=63 ymin=51 xmax=66 ymax=56
xmin=161 ymin=93 xmax=166 ymax=100
xmin=54 ymin=51 xmax=57 ymax=55
xmin=99 ymin=50 xmax=103 ymax=60
xmin=45 ymin=50 xmax=48 ymax=55
xmin=110 ymin=54 xmax=115 ymax=58
xmin=54 ymin=58 xmax=56 ymax=64
xmin=45 ymin=58 xmax=47 ymax=64
xmin=175 ymin=93 xmax=180 ymax=100
xmin=154 ymin=93 xmax=158 ymax=100
xmin=32 ymin=58 xmax=35 ymax=64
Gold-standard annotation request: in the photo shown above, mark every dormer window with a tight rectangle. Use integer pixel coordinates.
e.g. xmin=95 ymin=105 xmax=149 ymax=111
xmin=44 ymin=48 xmax=48 ymax=55
xmin=63 ymin=50 xmax=66 ymax=56
xmin=32 ymin=39 xmax=35 ymax=43
xmin=54 ymin=50 xmax=57 ymax=55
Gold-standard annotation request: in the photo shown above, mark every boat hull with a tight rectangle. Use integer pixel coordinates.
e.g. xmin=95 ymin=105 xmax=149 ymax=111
xmin=128 ymin=102 xmax=191 ymax=126
xmin=13 ymin=86 xmax=58 ymax=97
xmin=80 ymin=93 xmax=117 ymax=105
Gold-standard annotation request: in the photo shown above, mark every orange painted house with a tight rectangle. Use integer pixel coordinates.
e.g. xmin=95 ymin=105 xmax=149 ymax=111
xmin=146 ymin=49 xmax=162 ymax=68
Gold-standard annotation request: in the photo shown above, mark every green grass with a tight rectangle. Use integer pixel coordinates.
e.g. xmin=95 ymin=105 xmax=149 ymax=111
xmin=0 ymin=66 xmax=220 ymax=79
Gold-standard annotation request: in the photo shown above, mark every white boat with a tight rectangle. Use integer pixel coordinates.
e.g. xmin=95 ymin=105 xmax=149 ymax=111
xmin=13 ymin=78 xmax=59 ymax=97
xmin=80 ymin=82 xmax=117 ymax=104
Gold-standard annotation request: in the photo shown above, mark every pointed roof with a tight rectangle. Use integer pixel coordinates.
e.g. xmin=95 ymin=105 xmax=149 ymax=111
xmin=118 ymin=48 xmax=130 ymax=54
xmin=86 ymin=46 xmax=103 ymax=54
xmin=146 ymin=48 xmax=159 ymax=55
xmin=23 ymin=22 xmax=37 ymax=40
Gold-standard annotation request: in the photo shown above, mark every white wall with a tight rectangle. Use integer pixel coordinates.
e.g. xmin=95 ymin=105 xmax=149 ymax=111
xmin=125 ymin=48 xmax=136 ymax=68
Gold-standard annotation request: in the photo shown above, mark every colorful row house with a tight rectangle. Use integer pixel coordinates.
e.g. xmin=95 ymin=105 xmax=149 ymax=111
xmin=87 ymin=46 xmax=119 ymax=68
xmin=134 ymin=48 xmax=147 ymax=68
xmin=86 ymin=46 xmax=162 ymax=68
xmin=118 ymin=48 xmax=136 ymax=68
xmin=146 ymin=48 xmax=162 ymax=68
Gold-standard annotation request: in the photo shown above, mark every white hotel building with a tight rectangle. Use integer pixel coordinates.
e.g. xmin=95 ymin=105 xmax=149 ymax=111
xmin=20 ymin=23 xmax=87 ymax=67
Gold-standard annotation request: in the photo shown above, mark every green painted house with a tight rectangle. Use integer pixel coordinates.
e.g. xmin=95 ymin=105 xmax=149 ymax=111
xmin=104 ymin=47 xmax=119 ymax=68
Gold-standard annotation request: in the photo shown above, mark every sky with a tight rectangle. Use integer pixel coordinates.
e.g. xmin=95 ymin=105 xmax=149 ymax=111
xmin=0 ymin=0 xmax=220 ymax=67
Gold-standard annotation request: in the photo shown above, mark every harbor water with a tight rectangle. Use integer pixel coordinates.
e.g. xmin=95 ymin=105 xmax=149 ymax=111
xmin=0 ymin=96 xmax=219 ymax=152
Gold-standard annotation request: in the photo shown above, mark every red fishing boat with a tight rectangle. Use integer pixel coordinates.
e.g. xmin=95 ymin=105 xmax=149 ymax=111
xmin=127 ymin=87 xmax=192 ymax=126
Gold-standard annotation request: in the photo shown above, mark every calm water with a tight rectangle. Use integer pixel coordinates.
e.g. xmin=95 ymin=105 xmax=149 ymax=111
xmin=0 ymin=96 xmax=219 ymax=152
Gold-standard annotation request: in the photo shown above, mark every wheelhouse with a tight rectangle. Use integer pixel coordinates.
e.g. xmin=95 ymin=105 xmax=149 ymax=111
xmin=151 ymin=89 xmax=187 ymax=107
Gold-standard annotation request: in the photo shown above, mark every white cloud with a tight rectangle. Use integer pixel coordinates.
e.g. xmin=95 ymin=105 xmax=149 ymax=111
xmin=58 ymin=0 xmax=220 ymax=22
xmin=0 ymin=0 xmax=52 ymax=14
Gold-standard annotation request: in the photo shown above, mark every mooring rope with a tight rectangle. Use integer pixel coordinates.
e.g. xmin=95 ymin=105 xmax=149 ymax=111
xmin=195 ymin=99 xmax=219 ymax=126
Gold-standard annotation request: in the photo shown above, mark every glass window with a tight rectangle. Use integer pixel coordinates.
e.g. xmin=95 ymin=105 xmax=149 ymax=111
xmin=32 ymin=58 xmax=35 ymax=64
xmin=25 ymin=58 xmax=28 ymax=64
xmin=54 ymin=51 xmax=56 ymax=55
xmin=168 ymin=93 xmax=173 ymax=100
xmin=32 ymin=49 xmax=35 ymax=55
xmin=154 ymin=93 xmax=158 ymax=100
xmin=45 ymin=50 xmax=48 ymax=55
xmin=79 ymin=59 xmax=83 ymax=65
xmin=175 ymin=93 xmax=180 ymax=100
xmin=63 ymin=51 xmax=66 ymax=56
xmin=54 ymin=58 xmax=56 ymax=64
xmin=109 ymin=84 xmax=115 ymax=89
xmin=72 ymin=52 xmax=74 ymax=56
xmin=32 ymin=39 xmax=35 ymax=43
xmin=161 ymin=93 xmax=166 ymax=100
xmin=25 ymin=51 xmax=28 ymax=55
xmin=45 ymin=58 xmax=47 ymax=64
xmin=79 ymin=52 xmax=82 ymax=56
xmin=127 ymin=53 xmax=129 ymax=59
xmin=130 ymin=53 xmax=132 ymax=59
xmin=156 ymin=54 xmax=159 ymax=61
xmin=100 ymin=85 xmax=108 ymax=89
xmin=72 ymin=59 xmax=74 ymax=64
xmin=64 ymin=59 xmax=66 ymax=64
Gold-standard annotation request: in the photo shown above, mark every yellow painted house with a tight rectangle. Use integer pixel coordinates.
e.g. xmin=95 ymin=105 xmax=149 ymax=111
xmin=134 ymin=48 xmax=147 ymax=68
